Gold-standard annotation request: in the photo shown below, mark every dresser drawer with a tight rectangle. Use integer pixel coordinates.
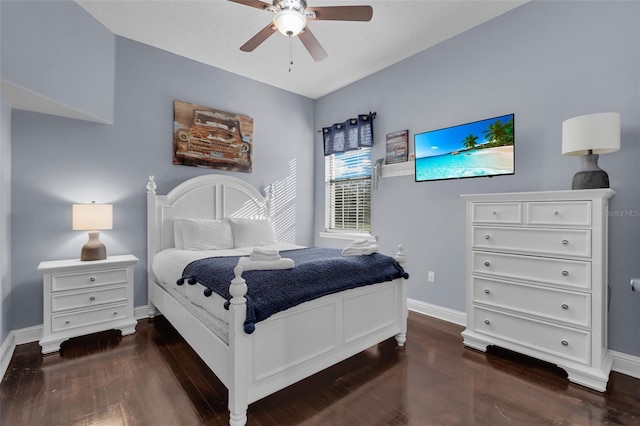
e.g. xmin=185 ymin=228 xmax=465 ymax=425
xmin=472 ymin=226 xmax=591 ymax=258
xmin=471 ymin=202 xmax=522 ymax=224
xmin=51 ymin=303 xmax=129 ymax=332
xmin=51 ymin=268 xmax=129 ymax=292
xmin=471 ymin=306 xmax=590 ymax=364
xmin=51 ymin=285 xmax=128 ymax=313
xmin=472 ymin=277 xmax=590 ymax=328
xmin=472 ymin=251 xmax=591 ymax=290
xmin=525 ymin=201 xmax=592 ymax=227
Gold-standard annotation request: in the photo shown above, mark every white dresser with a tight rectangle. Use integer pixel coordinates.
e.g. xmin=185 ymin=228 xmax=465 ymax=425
xmin=460 ymin=189 xmax=614 ymax=391
xmin=38 ymin=255 xmax=138 ymax=354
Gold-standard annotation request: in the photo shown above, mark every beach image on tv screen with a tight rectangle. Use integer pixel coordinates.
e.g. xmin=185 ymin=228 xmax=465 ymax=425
xmin=414 ymin=114 xmax=514 ymax=182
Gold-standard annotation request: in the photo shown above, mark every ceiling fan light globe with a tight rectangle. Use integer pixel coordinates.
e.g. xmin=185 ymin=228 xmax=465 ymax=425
xmin=273 ymin=9 xmax=306 ymax=36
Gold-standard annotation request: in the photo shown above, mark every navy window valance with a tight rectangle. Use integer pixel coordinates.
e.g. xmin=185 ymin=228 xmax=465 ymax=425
xmin=323 ymin=113 xmax=374 ymax=156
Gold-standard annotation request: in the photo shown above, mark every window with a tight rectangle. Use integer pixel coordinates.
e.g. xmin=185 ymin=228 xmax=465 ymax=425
xmin=325 ymin=148 xmax=371 ymax=232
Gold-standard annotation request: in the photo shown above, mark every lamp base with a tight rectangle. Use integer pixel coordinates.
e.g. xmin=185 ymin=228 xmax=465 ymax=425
xmin=81 ymin=230 xmax=107 ymax=261
xmin=571 ymin=153 xmax=610 ymax=190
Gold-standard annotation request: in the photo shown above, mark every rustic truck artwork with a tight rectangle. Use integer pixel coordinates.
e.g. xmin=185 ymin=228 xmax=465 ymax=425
xmin=173 ymin=100 xmax=253 ymax=173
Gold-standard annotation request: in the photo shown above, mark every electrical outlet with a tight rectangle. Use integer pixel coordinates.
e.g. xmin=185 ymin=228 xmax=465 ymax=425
xmin=428 ymin=271 xmax=435 ymax=282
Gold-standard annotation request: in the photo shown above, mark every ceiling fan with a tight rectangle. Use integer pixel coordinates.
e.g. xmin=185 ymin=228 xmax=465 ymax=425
xmin=228 ymin=0 xmax=373 ymax=62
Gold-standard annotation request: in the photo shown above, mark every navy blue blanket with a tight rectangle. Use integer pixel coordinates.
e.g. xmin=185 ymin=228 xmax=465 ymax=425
xmin=178 ymin=248 xmax=409 ymax=334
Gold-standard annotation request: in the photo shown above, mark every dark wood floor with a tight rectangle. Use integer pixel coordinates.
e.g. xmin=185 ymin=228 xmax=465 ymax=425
xmin=1 ymin=312 xmax=639 ymax=425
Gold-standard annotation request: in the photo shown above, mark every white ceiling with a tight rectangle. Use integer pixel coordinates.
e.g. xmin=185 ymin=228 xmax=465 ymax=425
xmin=77 ymin=0 xmax=526 ymax=99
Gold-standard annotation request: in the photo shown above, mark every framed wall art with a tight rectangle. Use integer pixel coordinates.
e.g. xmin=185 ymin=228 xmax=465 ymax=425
xmin=385 ymin=130 xmax=409 ymax=164
xmin=173 ymin=99 xmax=253 ymax=173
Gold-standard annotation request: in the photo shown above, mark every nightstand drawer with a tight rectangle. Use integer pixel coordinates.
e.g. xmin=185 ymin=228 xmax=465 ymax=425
xmin=525 ymin=201 xmax=592 ymax=226
xmin=51 ymin=285 xmax=128 ymax=312
xmin=471 ymin=202 xmax=522 ymax=224
xmin=51 ymin=303 xmax=129 ymax=332
xmin=472 ymin=226 xmax=591 ymax=258
xmin=472 ymin=251 xmax=591 ymax=290
xmin=52 ymin=268 xmax=129 ymax=292
xmin=471 ymin=306 xmax=590 ymax=365
xmin=472 ymin=277 xmax=590 ymax=328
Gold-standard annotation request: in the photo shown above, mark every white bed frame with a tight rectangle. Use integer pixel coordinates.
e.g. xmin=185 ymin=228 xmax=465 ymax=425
xmin=146 ymin=174 xmax=407 ymax=425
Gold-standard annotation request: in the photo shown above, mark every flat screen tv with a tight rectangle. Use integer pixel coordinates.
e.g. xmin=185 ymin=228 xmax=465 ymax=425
xmin=414 ymin=113 xmax=515 ymax=182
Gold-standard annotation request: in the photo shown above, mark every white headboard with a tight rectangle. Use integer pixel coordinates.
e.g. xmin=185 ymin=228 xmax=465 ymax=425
xmin=146 ymin=174 xmax=271 ymax=282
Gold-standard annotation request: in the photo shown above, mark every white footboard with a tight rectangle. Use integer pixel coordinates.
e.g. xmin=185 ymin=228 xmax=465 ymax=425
xmin=226 ymin=246 xmax=408 ymax=425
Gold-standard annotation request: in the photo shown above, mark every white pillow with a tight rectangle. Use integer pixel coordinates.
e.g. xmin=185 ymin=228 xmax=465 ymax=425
xmin=227 ymin=217 xmax=277 ymax=248
xmin=173 ymin=218 xmax=187 ymax=249
xmin=175 ymin=218 xmax=234 ymax=250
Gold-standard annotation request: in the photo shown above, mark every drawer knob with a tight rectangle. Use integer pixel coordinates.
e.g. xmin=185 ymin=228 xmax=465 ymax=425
xmin=562 ymin=270 xmax=569 ymax=276
xmin=113 ymin=312 xmax=118 ymax=316
xmin=561 ymin=340 xmax=569 ymax=346
xmin=561 ymin=304 xmax=569 ymax=310
xmin=484 ymin=289 xmax=491 ymax=294
xmin=484 ymin=319 xmax=491 ymax=325
xmin=484 ymin=234 xmax=490 ymax=240
xmin=484 ymin=261 xmax=491 ymax=267
xmin=89 ymin=277 xmax=96 ymax=282
xmin=561 ymin=239 xmax=569 ymax=246
xmin=89 ymin=296 xmax=96 ymax=301
xmin=554 ymin=210 xmax=560 ymax=216
xmin=492 ymin=211 xmax=497 ymax=215
xmin=65 ymin=320 xmax=70 ymax=325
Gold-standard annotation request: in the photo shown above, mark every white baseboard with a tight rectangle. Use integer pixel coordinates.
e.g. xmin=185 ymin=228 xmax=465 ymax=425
xmin=0 ymin=331 xmax=14 ymax=381
xmin=407 ymin=297 xmax=467 ymax=326
xmin=0 ymin=324 xmax=41 ymax=380
xmin=610 ymin=349 xmax=640 ymax=380
xmin=1 ymin=302 xmax=638 ymax=383
xmin=134 ymin=305 xmax=151 ymax=320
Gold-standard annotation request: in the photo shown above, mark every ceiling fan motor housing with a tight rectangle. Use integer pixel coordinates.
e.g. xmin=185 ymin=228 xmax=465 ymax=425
xmin=272 ymin=0 xmax=308 ymax=36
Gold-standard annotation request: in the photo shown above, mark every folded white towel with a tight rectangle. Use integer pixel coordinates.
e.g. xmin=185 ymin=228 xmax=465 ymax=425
xmin=349 ymin=239 xmax=371 ymax=247
xmin=252 ymin=247 xmax=280 ymax=256
xmin=238 ymin=256 xmax=294 ymax=271
xmin=342 ymin=244 xmax=379 ymax=256
xmin=249 ymin=247 xmax=281 ymax=261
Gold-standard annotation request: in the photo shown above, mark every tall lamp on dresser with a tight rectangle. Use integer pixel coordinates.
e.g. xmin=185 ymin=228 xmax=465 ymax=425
xmin=460 ymin=189 xmax=614 ymax=391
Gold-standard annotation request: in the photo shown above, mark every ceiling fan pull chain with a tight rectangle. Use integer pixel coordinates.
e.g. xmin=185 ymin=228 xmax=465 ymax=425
xmin=288 ymin=36 xmax=294 ymax=72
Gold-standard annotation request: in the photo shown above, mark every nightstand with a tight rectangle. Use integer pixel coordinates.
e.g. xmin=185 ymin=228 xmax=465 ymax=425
xmin=38 ymin=254 xmax=139 ymax=354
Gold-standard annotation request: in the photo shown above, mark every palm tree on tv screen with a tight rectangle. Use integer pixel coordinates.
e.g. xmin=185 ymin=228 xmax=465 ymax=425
xmin=463 ymin=134 xmax=479 ymax=150
xmin=483 ymin=117 xmax=514 ymax=147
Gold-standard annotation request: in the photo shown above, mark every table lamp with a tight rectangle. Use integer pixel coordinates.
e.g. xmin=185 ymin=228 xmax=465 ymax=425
xmin=72 ymin=202 xmax=113 ymax=261
xmin=562 ymin=112 xmax=620 ymax=189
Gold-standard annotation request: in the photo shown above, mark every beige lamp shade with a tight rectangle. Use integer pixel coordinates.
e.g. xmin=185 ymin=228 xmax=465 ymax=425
xmin=72 ymin=202 xmax=113 ymax=261
xmin=562 ymin=112 xmax=621 ymax=156
xmin=72 ymin=202 xmax=113 ymax=231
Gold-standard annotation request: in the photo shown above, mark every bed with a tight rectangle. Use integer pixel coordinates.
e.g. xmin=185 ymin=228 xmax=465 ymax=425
xmin=146 ymin=174 xmax=408 ymax=425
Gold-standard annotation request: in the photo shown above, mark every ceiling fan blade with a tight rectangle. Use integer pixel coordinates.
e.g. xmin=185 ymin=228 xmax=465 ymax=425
xmin=307 ymin=5 xmax=373 ymax=22
xmin=227 ymin=0 xmax=271 ymax=11
xmin=298 ymin=27 xmax=328 ymax=62
xmin=240 ymin=23 xmax=277 ymax=52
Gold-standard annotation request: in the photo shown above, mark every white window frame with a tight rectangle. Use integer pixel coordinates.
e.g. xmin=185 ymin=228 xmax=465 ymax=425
xmin=323 ymin=148 xmax=372 ymax=237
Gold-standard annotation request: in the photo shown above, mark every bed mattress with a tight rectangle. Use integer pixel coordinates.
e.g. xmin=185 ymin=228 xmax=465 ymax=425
xmin=151 ymin=243 xmax=305 ymax=343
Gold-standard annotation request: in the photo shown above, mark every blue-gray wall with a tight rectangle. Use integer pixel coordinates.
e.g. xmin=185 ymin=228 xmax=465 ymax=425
xmin=0 ymin=0 xmax=115 ymax=123
xmin=4 ymin=2 xmax=315 ymax=330
xmin=314 ymin=0 xmax=640 ymax=356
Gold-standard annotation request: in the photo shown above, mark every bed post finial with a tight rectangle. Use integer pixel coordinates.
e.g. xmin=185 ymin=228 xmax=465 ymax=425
xmin=395 ymin=244 xmax=406 ymax=265
xmin=263 ymin=183 xmax=274 ymax=221
xmin=146 ymin=175 xmax=157 ymax=194
xmin=229 ymin=265 xmax=248 ymax=305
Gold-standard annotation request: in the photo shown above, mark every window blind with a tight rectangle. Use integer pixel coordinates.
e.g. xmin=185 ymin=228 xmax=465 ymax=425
xmin=325 ymin=148 xmax=371 ymax=232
